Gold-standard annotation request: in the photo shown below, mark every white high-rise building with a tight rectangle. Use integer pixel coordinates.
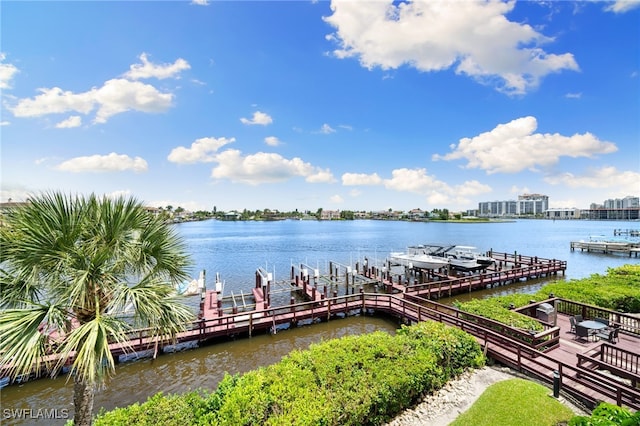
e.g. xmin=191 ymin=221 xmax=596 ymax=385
xmin=517 ymin=194 xmax=549 ymax=215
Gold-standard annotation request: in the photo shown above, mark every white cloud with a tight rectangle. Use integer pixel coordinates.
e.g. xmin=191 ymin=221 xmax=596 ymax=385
xmin=123 ymin=53 xmax=191 ymax=80
xmin=191 ymin=0 xmax=210 ymax=5
xmin=0 ymin=53 xmax=19 ymax=89
xmin=0 ymin=185 xmax=33 ymax=203
xmin=456 ymin=180 xmax=493 ymax=197
xmin=510 ymin=185 xmax=530 ymax=196
xmin=55 ymin=115 xmax=82 ymax=128
xmin=433 ymin=116 xmax=618 ymax=174
xmin=9 ymin=55 xmax=184 ymax=124
xmin=544 ymin=166 xmax=640 ymax=195
xmin=342 ymin=172 xmax=383 ymax=186
xmin=240 ymin=111 xmax=273 ymax=125
xmin=384 ymin=168 xmax=449 ymax=194
xmin=319 ymin=123 xmax=336 ymax=134
xmin=55 ymin=152 xmax=148 ymax=173
xmin=383 ymin=168 xmax=491 ymax=206
xmin=341 ymin=167 xmax=491 ymax=207
xmin=306 ymin=168 xmax=336 ymax=183
xmin=10 ymin=86 xmax=95 ymax=117
xmin=564 ymin=92 xmax=582 ymax=99
xmin=604 ymin=0 xmax=640 ymax=13
xmin=0 ymin=121 xmax=10 ymax=126
xmin=9 ymin=78 xmax=174 ymax=124
xmin=264 ymin=136 xmax=282 ymax=146
xmin=210 ymin=149 xmax=335 ymax=185
xmin=324 ymin=0 xmax=579 ymax=95
xmin=106 ymin=190 xmax=133 ymax=199
xmin=168 ymin=136 xmax=235 ymax=164
xmin=93 ymin=79 xmax=173 ymax=123
xmin=330 ymin=194 xmax=344 ymax=203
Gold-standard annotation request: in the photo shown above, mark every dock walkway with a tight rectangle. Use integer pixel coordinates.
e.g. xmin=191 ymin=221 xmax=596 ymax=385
xmin=570 ymin=240 xmax=640 ymax=257
xmin=4 ymin=252 xmax=639 ymax=412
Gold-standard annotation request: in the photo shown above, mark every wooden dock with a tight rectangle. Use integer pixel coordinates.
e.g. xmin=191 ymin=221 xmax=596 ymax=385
xmin=379 ymin=251 xmax=566 ymax=299
xmin=5 ymin=251 xmax=640 ymax=412
xmin=570 ymin=240 xmax=640 ymax=257
xmin=614 ymin=229 xmax=640 ymax=237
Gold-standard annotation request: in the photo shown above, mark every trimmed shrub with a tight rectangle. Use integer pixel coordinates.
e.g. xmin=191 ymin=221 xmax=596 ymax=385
xmin=568 ymin=402 xmax=640 ymax=425
xmin=538 ymin=264 xmax=640 ymax=313
xmin=95 ymin=322 xmax=485 ymax=426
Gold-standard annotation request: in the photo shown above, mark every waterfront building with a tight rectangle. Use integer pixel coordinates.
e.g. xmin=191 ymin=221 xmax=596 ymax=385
xmin=320 ymin=209 xmax=341 ymax=220
xmin=581 ymin=196 xmax=640 ymax=220
xmin=517 ymin=193 xmax=549 ymax=216
xmin=478 ymin=200 xmax=518 ymax=217
xmin=544 ymin=208 xmax=581 ymax=220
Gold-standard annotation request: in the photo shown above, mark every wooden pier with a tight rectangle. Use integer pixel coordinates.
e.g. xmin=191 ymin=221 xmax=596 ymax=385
xmin=4 ymin=251 xmax=640 ymax=412
xmin=570 ymin=240 xmax=640 ymax=257
xmin=614 ymin=229 xmax=640 ymax=237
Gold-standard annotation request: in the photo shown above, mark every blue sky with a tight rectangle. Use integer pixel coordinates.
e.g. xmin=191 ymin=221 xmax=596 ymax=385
xmin=1 ymin=0 xmax=639 ymax=213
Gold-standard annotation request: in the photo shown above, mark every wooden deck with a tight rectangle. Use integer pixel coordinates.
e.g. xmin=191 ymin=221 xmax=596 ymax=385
xmin=3 ymin=251 xmax=639 ymax=412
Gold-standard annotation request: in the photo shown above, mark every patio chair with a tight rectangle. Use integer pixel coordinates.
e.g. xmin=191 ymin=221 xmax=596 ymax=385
xmin=575 ymin=325 xmax=590 ymax=342
xmin=595 ymin=317 xmax=609 ymax=326
xmin=569 ymin=316 xmax=577 ymax=333
xmin=596 ymin=327 xmax=619 ymax=344
xmin=575 ymin=314 xmax=584 ymax=323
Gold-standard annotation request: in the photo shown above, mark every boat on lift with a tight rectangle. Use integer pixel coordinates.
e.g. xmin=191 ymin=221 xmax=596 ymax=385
xmin=418 ymin=244 xmax=493 ymax=272
xmin=389 ymin=245 xmax=451 ymax=270
xmin=446 ymin=245 xmax=495 ymax=266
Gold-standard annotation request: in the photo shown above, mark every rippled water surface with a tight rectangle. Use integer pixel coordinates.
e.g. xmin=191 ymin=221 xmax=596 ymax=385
xmin=2 ymin=219 xmax=638 ymax=424
xmin=182 ymin=218 xmax=639 ymax=289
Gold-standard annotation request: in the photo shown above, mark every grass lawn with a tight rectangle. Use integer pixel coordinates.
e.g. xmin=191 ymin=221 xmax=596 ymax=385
xmin=450 ymin=378 xmax=575 ymax=426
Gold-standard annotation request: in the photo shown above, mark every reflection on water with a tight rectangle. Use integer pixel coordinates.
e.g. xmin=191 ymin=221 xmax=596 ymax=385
xmin=0 ymin=316 xmax=399 ymax=426
xmin=2 ymin=219 xmax=638 ymax=424
xmin=182 ymin=219 xmax=639 ymax=297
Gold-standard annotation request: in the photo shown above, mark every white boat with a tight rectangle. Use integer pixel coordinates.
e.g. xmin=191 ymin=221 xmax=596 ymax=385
xmin=413 ymin=244 xmax=493 ymax=272
xmin=446 ymin=245 xmax=495 ymax=266
xmin=175 ymin=270 xmax=206 ymax=296
xmin=389 ymin=245 xmax=450 ymax=270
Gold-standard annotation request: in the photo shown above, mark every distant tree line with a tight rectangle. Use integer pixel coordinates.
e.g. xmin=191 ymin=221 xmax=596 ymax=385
xmin=153 ymin=205 xmax=474 ymax=223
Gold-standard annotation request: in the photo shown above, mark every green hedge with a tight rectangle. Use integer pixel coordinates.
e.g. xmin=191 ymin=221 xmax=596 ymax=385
xmin=455 ymin=296 xmax=544 ymax=332
xmin=568 ymin=402 xmax=640 ymax=425
xmin=94 ymin=322 xmax=484 ymax=425
xmin=455 ymin=265 xmax=640 ymax=331
xmin=539 ymin=264 xmax=640 ymax=313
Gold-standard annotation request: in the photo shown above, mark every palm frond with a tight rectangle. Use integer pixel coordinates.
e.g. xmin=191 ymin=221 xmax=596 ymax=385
xmin=0 ymin=304 xmax=55 ymax=380
xmin=121 ymin=278 xmax=195 ymax=337
xmin=0 ymin=268 xmax=43 ymax=308
xmin=57 ymin=315 xmax=130 ymax=385
xmin=1 ymin=191 xmax=195 ymax=391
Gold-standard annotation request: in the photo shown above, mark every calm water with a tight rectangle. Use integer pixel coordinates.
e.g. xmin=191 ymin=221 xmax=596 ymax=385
xmin=2 ymin=219 xmax=638 ymax=424
xmin=181 ymin=218 xmax=638 ymax=288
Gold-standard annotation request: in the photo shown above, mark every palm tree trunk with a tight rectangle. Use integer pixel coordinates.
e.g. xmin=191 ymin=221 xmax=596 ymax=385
xmin=73 ymin=375 xmax=95 ymax=426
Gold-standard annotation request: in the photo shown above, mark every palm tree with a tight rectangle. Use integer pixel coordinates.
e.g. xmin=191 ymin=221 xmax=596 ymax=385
xmin=0 ymin=192 xmax=195 ymax=425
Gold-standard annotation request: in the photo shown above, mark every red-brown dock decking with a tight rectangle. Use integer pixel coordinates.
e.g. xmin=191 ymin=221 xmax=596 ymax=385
xmin=377 ymin=252 xmax=566 ymax=299
xmin=5 ymin=252 xmax=639 ymax=413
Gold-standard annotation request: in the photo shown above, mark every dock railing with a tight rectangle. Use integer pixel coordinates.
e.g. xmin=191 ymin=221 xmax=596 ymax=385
xmin=553 ymin=298 xmax=640 ymax=336
xmin=405 ymin=255 xmax=567 ymax=299
xmin=577 ymin=343 xmax=640 ymax=389
xmin=6 ymin=291 xmax=640 ymax=410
